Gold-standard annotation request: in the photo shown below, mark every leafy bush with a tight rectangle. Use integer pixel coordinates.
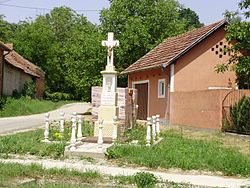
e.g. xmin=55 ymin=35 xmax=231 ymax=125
xmin=0 ymin=96 xmax=6 ymax=110
xmin=45 ymin=92 xmax=71 ymax=102
xmin=10 ymin=80 xmax=36 ymax=99
xmin=226 ymin=96 xmax=250 ymax=134
xmin=11 ymin=89 xmax=21 ymax=99
xmin=134 ymin=172 xmax=158 ymax=188
xmin=22 ymin=80 xmax=36 ymax=98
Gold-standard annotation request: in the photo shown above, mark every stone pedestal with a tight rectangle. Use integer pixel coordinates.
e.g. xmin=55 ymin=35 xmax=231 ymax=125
xmin=94 ymin=66 xmax=119 ymax=137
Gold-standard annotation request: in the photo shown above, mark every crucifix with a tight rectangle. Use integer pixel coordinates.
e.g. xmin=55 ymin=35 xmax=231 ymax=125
xmin=102 ymin=32 xmax=119 ymax=66
xmin=93 ymin=32 xmax=119 ymax=138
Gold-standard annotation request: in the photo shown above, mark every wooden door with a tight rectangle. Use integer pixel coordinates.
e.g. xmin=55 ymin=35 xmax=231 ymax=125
xmin=135 ymin=83 xmax=148 ymax=120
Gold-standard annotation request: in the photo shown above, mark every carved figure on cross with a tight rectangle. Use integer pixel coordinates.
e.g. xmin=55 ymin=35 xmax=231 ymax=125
xmin=102 ymin=32 xmax=119 ymax=66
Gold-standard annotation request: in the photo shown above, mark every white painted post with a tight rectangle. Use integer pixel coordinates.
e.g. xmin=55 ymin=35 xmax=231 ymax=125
xmin=112 ymin=116 xmax=118 ymax=142
xmin=60 ymin=112 xmax=65 ymax=133
xmin=146 ymin=117 xmax=151 ymax=146
xmin=97 ymin=120 xmax=104 ymax=148
xmin=156 ymin=114 xmax=160 ymax=136
xmin=44 ymin=113 xmax=50 ymax=142
xmin=152 ymin=116 xmax=156 ymax=142
xmin=70 ymin=112 xmax=77 ymax=151
xmin=77 ymin=115 xmax=83 ymax=141
xmin=135 ymin=105 xmax=139 ymax=120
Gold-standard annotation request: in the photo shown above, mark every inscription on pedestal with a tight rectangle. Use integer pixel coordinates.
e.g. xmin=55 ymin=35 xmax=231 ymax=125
xmin=101 ymin=92 xmax=116 ymax=106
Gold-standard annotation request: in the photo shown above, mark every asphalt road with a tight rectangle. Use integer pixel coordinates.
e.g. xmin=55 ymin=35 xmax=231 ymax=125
xmin=0 ymin=102 xmax=91 ymax=135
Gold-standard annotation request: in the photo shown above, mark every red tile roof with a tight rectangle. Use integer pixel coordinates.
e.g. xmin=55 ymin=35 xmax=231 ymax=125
xmin=122 ymin=19 xmax=226 ymax=74
xmin=4 ymin=50 xmax=45 ymax=78
xmin=0 ymin=41 xmax=11 ymax=51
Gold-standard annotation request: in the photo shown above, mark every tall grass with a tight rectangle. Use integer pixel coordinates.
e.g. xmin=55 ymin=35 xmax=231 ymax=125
xmin=0 ymin=121 xmax=94 ymax=159
xmin=107 ymin=130 xmax=250 ymax=177
xmin=0 ymin=163 xmax=101 ymax=187
xmin=0 ymin=129 xmax=66 ymax=159
xmin=0 ymin=97 xmax=72 ymax=117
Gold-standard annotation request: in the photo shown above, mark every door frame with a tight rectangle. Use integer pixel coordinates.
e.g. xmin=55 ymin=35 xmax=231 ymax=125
xmin=132 ymin=80 xmax=150 ymax=118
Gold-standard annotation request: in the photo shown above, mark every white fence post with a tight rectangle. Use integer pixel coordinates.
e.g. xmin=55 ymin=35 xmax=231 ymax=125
xmin=60 ymin=112 xmax=65 ymax=133
xmin=112 ymin=116 xmax=118 ymax=142
xmin=77 ymin=115 xmax=83 ymax=141
xmin=135 ymin=105 xmax=139 ymax=121
xmin=70 ymin=112 xmax=77 ymax=151
xmin=97 ymin=120 xmax=104 ymax=148
xmin=152 ymin=115 xmax=156 ymax=142
xmin=156 ymin=114 xmax=160 ymax=136
xmin=44 ymin=113 xmax=50 ymax=142
xmin=146 ymin=117 xmax=151 ymax=146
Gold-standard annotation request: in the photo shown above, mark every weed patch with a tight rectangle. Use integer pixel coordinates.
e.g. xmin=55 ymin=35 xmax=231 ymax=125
xmin=107 ymin=130 xmax=250 ymax=177
xmin=0 ymin=120 xmax=93 ymax=159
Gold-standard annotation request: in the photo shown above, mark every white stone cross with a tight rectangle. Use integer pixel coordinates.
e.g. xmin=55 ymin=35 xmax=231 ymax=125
xmin=102 ymin=32 xmax=119 ymax=67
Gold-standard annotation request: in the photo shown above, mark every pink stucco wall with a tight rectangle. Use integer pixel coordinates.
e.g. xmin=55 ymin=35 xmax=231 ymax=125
xmin=128 ymin=68 xmax=169 ymax=119
xmin=174 ymin=27 xmax=236 ymax=92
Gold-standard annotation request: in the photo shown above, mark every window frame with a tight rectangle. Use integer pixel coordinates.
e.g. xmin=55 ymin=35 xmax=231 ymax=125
xmin=158 ymin=79 xmax=166 ymax=98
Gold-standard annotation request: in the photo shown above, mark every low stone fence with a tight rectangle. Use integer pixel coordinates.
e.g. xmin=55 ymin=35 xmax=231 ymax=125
xmin=91 ymin=86 xmax=137 ymax=129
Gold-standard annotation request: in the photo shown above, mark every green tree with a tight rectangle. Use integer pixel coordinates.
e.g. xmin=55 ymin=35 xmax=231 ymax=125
xmin=100 ymin=0 xmax=202 ymax=86
xmin=12 ymin=7 xmax=105 ymax=101
xmin=0 ymin=15 xmax=16 ymax=42
xmin=179 ymin=7 xmax=204 ymax=30
xmin=216 ymin=0 xmax=250 ymax=89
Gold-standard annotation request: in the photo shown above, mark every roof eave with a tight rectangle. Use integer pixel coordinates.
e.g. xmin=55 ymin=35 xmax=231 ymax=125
xmin=162 ymin=20 xmax=227 ymax=68
xmin=122 ymin=19 xmax=227 ymax=75
xmin=121 ymin=64 xmax=162 ymax=75
xmin=0 ymin=42 xmax=11 ymax=51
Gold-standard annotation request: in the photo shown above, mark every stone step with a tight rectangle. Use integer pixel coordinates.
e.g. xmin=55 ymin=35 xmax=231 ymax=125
xmin=82 ymin=137 xmax=112 ymax=144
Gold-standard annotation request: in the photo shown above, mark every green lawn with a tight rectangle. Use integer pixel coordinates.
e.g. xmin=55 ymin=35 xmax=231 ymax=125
xmin=0 ymin=129 xmax=66 ymax=159
xmin=0 ymin=97 xmax=74 ymax=117
xmin=0 ymin=125 xmax=249 ymax=177
xmin=107 ymin=128 xmax=250 ymax=177
xmin=0 ymin=122 xmax=93 ymax=159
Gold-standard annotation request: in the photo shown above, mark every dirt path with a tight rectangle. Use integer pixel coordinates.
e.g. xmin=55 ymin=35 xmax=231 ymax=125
xmin=1 ymin=158 xmax=249 ymax=188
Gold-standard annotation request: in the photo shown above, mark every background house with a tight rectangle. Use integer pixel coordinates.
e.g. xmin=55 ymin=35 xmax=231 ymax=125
xmin=122 ymin=20 xmax=249 ymax=129
xmin=0 ymin=42 xmax=45 ymax=99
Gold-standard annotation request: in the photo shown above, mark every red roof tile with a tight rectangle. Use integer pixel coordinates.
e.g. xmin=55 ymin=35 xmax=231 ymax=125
xmin=122 ymin=19 xmax=226 ymax=74
xmin=0 ymin=41 xmax=11 ymax=51
xmin=4 ymin=50 xmax=45 ymax=78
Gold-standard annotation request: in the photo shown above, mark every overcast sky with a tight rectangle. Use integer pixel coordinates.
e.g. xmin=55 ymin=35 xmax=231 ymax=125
xmin=0 ymin=0 xmax=241 ymax=25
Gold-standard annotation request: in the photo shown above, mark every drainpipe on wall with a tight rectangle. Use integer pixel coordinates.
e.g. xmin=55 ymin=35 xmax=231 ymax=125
xmin=168 ymin=63 xmax=175 ymax=124
xmin=161 ymin=63 xmax=169 ymax=121
xmin=162 ymin=63 xmax=175 ymax=123
xmin=170 ymin=63 xmax=175 ymax=92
